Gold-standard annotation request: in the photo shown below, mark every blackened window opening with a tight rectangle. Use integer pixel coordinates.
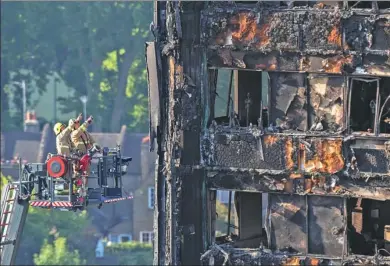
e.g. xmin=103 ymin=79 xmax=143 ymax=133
xmin=213 ymin=69 xmax=235 ymax=125
xmin=293 ymin=1 xmax=309 ymax=7
xmin=235 ymin=70 xmax=267 ymax=127
xmin=280 ymin=1 xmax=289 ymax=7
xmin=212 ymin=190 xmax=269 ymax=248
xmin=377 ymin=1 xmax=390 ymax=9
xmin=379 ymin=77 xmax=390 ymax=133
xmin=234 ymin=1 xmax=258 ymax=4
xmin=350 ymin=80 xmax=378 ymax=132
xmin=213 ymin=190 xmax=239 ymax=243
xmin=347 ymin=1 xmax=373 ymax=9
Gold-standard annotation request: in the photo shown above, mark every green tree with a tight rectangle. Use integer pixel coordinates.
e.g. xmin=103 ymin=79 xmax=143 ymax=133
xmin=106 ymin=241 xmax=153 ymax=265
xmin=33 ymin=237 xmax=85 ymax=265
xmin=1 ymin=173 xmax=11 ymax=194
xmin=1 ymin=2 xmax=54 ymax=131
xmin=215 ymin=199 xmax=237 ymax=236
xmin=16 ymin=208 xmax=90 ymax=264
xmin=1 ymin=2 xmax=152 ymax=133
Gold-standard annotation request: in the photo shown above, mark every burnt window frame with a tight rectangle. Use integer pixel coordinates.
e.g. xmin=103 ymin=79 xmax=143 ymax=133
xmin=268 ymin=72 xmax=309 ymax=131
xmin=266 ymin=194 xmax=348 ymax=256
xmin=347 ymin=77 xmax=381 ymax=135
xmin=233 ymin=69 xmax=270 ymax=127
xmin=307 ymin=74 xmax=347 ymax=132
xmin=344 ymin=1 xmax=374 ymax=10
xmin=207 ymin=68 xmax=236 ymax=126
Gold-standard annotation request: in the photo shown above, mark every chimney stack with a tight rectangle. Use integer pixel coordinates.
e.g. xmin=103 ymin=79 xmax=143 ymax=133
xmin=24 ymin=109 xmax=40 ymax=133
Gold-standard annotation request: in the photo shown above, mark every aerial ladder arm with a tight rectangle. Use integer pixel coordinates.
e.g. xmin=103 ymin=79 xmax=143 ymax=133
xmin=1 ymin=162 xmax=31 ymax=266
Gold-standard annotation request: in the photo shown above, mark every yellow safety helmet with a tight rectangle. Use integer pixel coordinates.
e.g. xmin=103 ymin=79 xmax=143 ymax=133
xmin=53 ymin=122 xmax=65 ymax=135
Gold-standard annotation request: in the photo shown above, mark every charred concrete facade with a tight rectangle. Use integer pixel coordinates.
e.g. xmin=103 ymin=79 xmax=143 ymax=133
xmin=147 ymin=1 xmax=390 ymax=265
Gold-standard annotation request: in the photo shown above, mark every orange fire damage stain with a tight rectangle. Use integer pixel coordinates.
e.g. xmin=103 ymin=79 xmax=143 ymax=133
xmin=312 ymin=175 xmax=327 ymax=188
xmin=264 ymin=135 xmax=278 ymax=147
xmin=230 ymin=12 xmax=270 ymax=47
xmin=305 ymin=178 xmax=313 ymax=193
xmin=168 ymin=57 xmax=184 ymax=90
xmin=268 ymin=63 xmax=277 ymax=71
xmin=314 ymin=2 xmax=325 ymax=9
xmin=283 ymin=257 xmax=301 ymax=266
xmin=328 ymin=25 xmax=342 ymax=46
xmin=256 ymin=23 xmax=271 ymax=47
xmin=231 ymin=13 xmax=257 ymax=41
xmin=300 ymin=56 xmax=311 ymax=72
xmin=176 ymin=64 xmax=184 ymax=87
xmin=142 ymin=135 xmax=150 ymax=144
xmin=284 ymin=179 xmax=294 ymax=193
xmin=332 ymin=185 xmax=342 ymax=193
xmin=305 ymin=140 xmax=344 ymax=174
xmin=285 ymin=138 xmax=294 ymax=170
xmin=279 ymin=202 xmax=300 ymax=213
xmin=290 ymin=173 xmax=302 ymax=179
xmin=322 ymin=55 xmax=353 ymax=73
xmin=309 ymin=258 xmax=320 ymax=266
xmin=168 ymin=57 xmax=175 ymax=88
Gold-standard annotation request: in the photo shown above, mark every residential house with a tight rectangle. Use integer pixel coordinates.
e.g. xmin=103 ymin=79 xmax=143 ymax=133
xmin=88 ymin=131 xmax=145 ymax=243
xmin=1 ymin=111 xmax=56 ymax=178
xmin=132 ymin=136 xmax=157 ymax=244
xmin=1 ymin=111 xmax=160 ymax=249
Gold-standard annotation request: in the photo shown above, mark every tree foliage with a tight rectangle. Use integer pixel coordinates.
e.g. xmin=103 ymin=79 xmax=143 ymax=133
xmin=33 ymin=237 xmax=85 ymax=265
xmin=215 ymin=199 xmax=237 ymax=236
xmin=1 ymin=2 xmax=153 ymax=132
xmin=1 ymin=173 xmax=11 ymax=195
xmin=16 ymin=208 xmax=90 ymax=264
xmin=106 ymin=241 xmax=153 ymax=265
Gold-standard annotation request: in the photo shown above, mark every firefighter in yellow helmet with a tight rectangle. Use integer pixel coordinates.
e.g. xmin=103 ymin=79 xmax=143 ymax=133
xmin=53 ymin=113 xmax=82 ymax=156
xmin=71 ymin=115 xmax=99 ymax=155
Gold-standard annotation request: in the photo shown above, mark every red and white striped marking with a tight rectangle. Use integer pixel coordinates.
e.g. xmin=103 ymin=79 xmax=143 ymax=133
xmin=30 ymin=201 xmax=73 ymax=208
xmin=104 ymin=196 xmax=133 ymax=203
xmin=30 ymin=201 xmax=51 ymax=207
xmin=52 ymin=201 xmax=73 ymax=207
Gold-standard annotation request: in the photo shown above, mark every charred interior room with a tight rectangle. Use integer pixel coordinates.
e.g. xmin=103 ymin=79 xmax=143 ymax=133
xmin=149 ymin=1 xmax=390 ymax=265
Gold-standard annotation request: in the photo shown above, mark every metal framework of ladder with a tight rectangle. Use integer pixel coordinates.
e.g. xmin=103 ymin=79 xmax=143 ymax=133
xmin=0 ymin=183 xmax=29 ymax=266
xmin=0 ymin=184 xmax=17 ymax=256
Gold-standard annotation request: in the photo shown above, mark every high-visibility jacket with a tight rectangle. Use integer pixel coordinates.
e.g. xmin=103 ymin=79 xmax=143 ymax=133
xmin=56 ymin=126 xmax=74 ymax=156
xmin=71 ymin=121 xmax=96 ymax=155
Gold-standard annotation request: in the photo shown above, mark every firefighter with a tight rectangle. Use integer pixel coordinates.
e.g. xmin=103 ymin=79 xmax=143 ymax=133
xmin=71 ymin=115 xmax=99 ymax=197
xmin=53 ymin=113 xmax=82 ymax=156
xmin=71 ymin=115 xmax=99 ymax=155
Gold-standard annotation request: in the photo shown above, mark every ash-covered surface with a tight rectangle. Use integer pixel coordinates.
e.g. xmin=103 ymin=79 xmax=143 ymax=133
xmin=343 ymin=16 xmax=374 ymax=51
xmin=209 ymin=50 xmax=358 ymax=74
xmin=263 ymin=11 xmax=303 ymax=50
xmin=207 ymin=170 xmax=287 ymax=192
xmin=277 ymin=52 xmax=300 ymax=71
xmin=353 ymin=148 xmax=389 ymax=173
xmin=199 ymin=244 xmax=389 ymax=266
xmin=302 ymin=11 xmax=342 ymax=50
xmin=371 ymin=17 xmax=390 ymax=50
xmin=206 ymin=129 xmax=290 ymax=169
xmin=308 ymin=75 xmax=344 ymax=130
xmin=203 ymin=6 xmax=390 ymax=76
